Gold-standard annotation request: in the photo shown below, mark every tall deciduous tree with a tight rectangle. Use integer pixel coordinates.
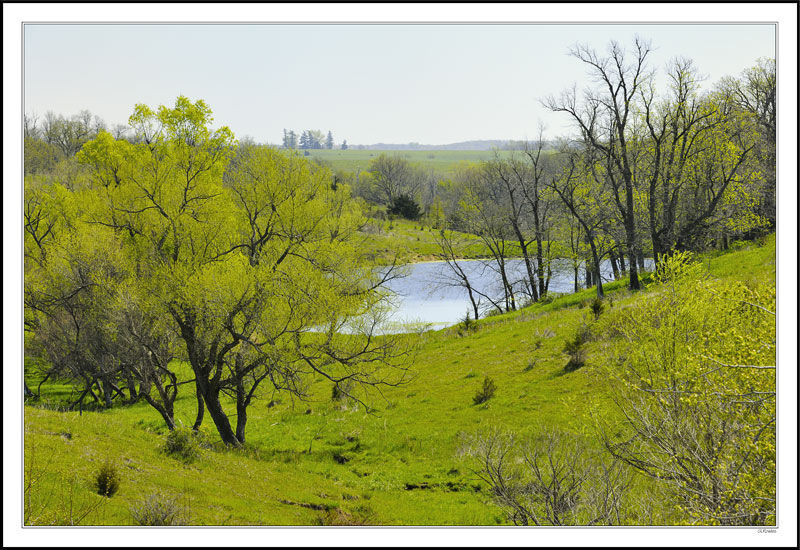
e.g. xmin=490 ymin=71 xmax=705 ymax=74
xmin=546 ymin=38 xmax=652 ymax=290
xmin=69 ymin=97 xmax=413 ymax=445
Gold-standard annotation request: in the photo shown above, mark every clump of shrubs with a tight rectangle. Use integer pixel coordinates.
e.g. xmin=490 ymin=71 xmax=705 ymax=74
xmin=459 ymin=310 xmax=478 ymax=334
xmin=164 ymin=426 xmax=207 ymax=463
xmin=563 ymin=323 xmax=592 ymax=372
xmin=129 ymin=492 xmax=188 ymax=526
xmin=95 ymin=461 xmax=121 ymax=497
xmin=590 ymin=297 xmax=605 ymax=320
xmin=473 ymin=376 xmax=497 ymax=405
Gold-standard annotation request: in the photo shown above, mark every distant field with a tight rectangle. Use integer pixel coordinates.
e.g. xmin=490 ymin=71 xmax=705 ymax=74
xmin=300 ymin=149 xmax=515 ymax=176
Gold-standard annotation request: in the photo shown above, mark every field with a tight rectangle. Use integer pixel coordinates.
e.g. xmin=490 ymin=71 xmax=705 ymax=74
xmin=301 ymin=149 xmax=516 ymax=176
xmin=22 ymin=236 xmax=776 ymax=526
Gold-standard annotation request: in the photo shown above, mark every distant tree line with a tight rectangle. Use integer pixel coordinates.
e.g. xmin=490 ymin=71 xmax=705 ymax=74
xmin=282 ymin=129 xmax=346 ymax=150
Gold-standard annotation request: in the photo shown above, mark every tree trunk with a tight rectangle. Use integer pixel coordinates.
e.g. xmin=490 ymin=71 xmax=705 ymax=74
xmin=585 ymin=262 xmax=593 ymax=288
xmin=626 ymin=239 xmax=640 ymax=290
xmin=609 ymin=249 xmax=620 ymax=280
xmin=202 ymin=388 xmax=240 ymax=447
xmin=141 ymin=393 xmax=176 ymax=430
xmin=511 ymin=222 xmax=538 ymax=303
xmin=573 ymin=265 xmax=580 ymax=293
xmin=588 ymin=242 xmax=604 ymax=299
xmin=192 ymin=383 xmax=205 ymax=431
xmin=536 ymin=238 xmax=546 ymax=299
xmin=235 ymin=402 xmax=248 ymax=445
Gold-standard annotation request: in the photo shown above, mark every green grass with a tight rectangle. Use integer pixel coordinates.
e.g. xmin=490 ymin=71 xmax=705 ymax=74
xmin=301 ymin=149 xmax=516 ymax=177
xmin=23 ymin=235 xmax=776 ymax=525
xmin=356 ymin=217 xmax=499 ymax=264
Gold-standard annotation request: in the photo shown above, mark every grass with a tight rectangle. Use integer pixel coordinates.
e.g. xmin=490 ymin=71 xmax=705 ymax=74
xmin=22 ymin=234 xmax=775 ymax=525
xmin=300 ymin=149 xmax=516 ymax=178
xmin=355 ymin=217 xmax=499 ymax=264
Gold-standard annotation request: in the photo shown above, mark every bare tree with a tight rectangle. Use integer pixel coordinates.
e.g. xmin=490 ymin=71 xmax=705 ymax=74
xmin=545 ymin=38 xmax=653 ymax=290
xmin=462 ymin=428 xmax=631 ymax=526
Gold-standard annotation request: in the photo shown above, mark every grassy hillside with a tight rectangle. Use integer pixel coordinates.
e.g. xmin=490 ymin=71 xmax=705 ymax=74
xmin=23 ymin=236 xmax=775 ymax=525
xmin=355 ymin=217 xmax=500 ymax=264
xmin=302 ymin=149 xmax=515 ymax=177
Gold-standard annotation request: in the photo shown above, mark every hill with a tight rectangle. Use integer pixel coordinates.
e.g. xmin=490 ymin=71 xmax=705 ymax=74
xmin=22 ymin=236 xmax=776 ymax=525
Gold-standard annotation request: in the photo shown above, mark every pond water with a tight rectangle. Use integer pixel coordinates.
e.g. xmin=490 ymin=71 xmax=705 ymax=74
xmin=381 ymin=257 xmax=653 ymax=331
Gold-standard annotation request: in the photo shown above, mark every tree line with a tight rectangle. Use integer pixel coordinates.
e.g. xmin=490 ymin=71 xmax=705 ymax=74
xmin=282 ymin=128 xmax=346 ymax=150
xmin=422 ymin=41 xmax=774 ymax=314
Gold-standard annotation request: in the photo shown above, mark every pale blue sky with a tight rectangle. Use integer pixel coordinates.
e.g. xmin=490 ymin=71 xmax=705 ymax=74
xmin=24 ymin=24 xmax=775 ymax=145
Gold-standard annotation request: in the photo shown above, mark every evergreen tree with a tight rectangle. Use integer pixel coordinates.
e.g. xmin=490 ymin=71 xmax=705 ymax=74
xmin=341 ymin=139 xmax=348 ymax=150
xmin=299 ymin=130 xmax=310 ymax=149
xmin=326 ymin=131 xmax=334 ymax=150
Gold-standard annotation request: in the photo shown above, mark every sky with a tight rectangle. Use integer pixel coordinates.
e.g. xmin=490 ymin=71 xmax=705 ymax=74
xmin=24 ymin=23 xmax=776 ymax=146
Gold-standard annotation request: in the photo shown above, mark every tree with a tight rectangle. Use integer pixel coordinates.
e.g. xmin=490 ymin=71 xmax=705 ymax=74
xmin=366 ymin=153 xmax=422 ymax=207
xmin=299 ymin=130 xmax=310 ymax=149
xmin=325 ymin=130 xmax=334 ymax=150
xmin=546 ymin=147 xmax=616 ymax=299
xmin=463 ymin=428 xmax=632 ymax=525
xmin=341 ymin=139 xmax=348 ymax=150
xmin=67 ymin=97 xmax=415 ymax=445
xmin=717 ymin=58 xmax=776 ymax=229
xmin=595 ymin=252 xmax=776 ymax=525
xmin=641 ymin=58 xmax=764 ymax=259
xmin=546 ymin=38 xmax=653 ymax=290
xmin=457 ymin=164 xmax=522 ymax=312
xmin=387 ymin=193 xmax=421 ymax=220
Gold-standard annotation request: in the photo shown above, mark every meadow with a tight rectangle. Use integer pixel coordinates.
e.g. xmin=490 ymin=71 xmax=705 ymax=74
xmin=23 ymin=235 xmax=776 ymax=526
xmin=302 ymin=149 xmax=516 ymax=177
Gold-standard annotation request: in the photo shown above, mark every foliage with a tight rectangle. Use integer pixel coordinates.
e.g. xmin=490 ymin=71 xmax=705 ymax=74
xmin=388 ymin=193 xmax=422 ymax=220
xmin=164 ymin=426 xmax=207 ymax=463
xmin=589 ymin=297 xmax=605 ymax=321
xmin=94 ymin=461 xmax=121 ymax=497
xmin=472 ymin=376 xmax=497 ymax=405
xmin=596 ymin=251 xmax=776 ymax=525
xmin=462 ymin=428 xmax=631 ymax=525
xmin=563 ymin=323 xmax=591 ymax=372
xmin=129 ymin=492 xmax=189 ymax=525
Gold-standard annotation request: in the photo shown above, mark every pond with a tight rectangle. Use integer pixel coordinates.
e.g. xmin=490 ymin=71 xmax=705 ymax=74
xmin=380 ymin=257 xmax=654 ymax=331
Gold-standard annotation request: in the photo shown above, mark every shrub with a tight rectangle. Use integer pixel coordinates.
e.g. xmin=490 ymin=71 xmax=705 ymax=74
xmin=590 ymin=297 xmax=605 ymax=320
xmin=459 ymin=309 xmax=477 ymax=333
xmin=473 ymin=376 xmax=497 ymax=405
xmin=387 ymin=193 xmax=421 ymax=220
xmin=563 ymin=323 xmax=591 ymax=372
xmin=95 ymin=461 xmax=120 ymax=497
xmin=164 ymin=426 xmax=206 ymax=463
xmin=129 ymin=492 xmax=188 ymax=526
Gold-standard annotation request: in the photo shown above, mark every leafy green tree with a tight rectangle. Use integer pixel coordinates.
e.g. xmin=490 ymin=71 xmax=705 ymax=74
xmin=642 ymin=58 xmax=766 ymax=258
xmin=595 ymin=252 xmax=775 ymax=525
xmin=69 ymin=97 xmax=413 ymax=445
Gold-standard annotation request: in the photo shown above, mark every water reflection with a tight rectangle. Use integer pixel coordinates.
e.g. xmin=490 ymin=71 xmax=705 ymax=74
xmin=381 ymin=258 xmax=653 ymax=331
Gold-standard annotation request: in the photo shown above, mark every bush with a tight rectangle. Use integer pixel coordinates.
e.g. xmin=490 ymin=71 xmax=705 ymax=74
xmin=473 ymin=376 xmax=497 ymax=405
xmin=459 ymin=309 xmax=477 ymax=333
xmin=95 ymin=461 xmax=120 ymax=497
xmin=563 ymin=323 xmax=591 ymax=372
xmin=387 ymin=194 xmax=421 ymax=220
xmin=590 ymin=297 xmax=605 ymax=320
xmin=164 ymin=426 xmax=206 ymax=463
xmin=129 ymin=492 xmax=188 ymax=525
